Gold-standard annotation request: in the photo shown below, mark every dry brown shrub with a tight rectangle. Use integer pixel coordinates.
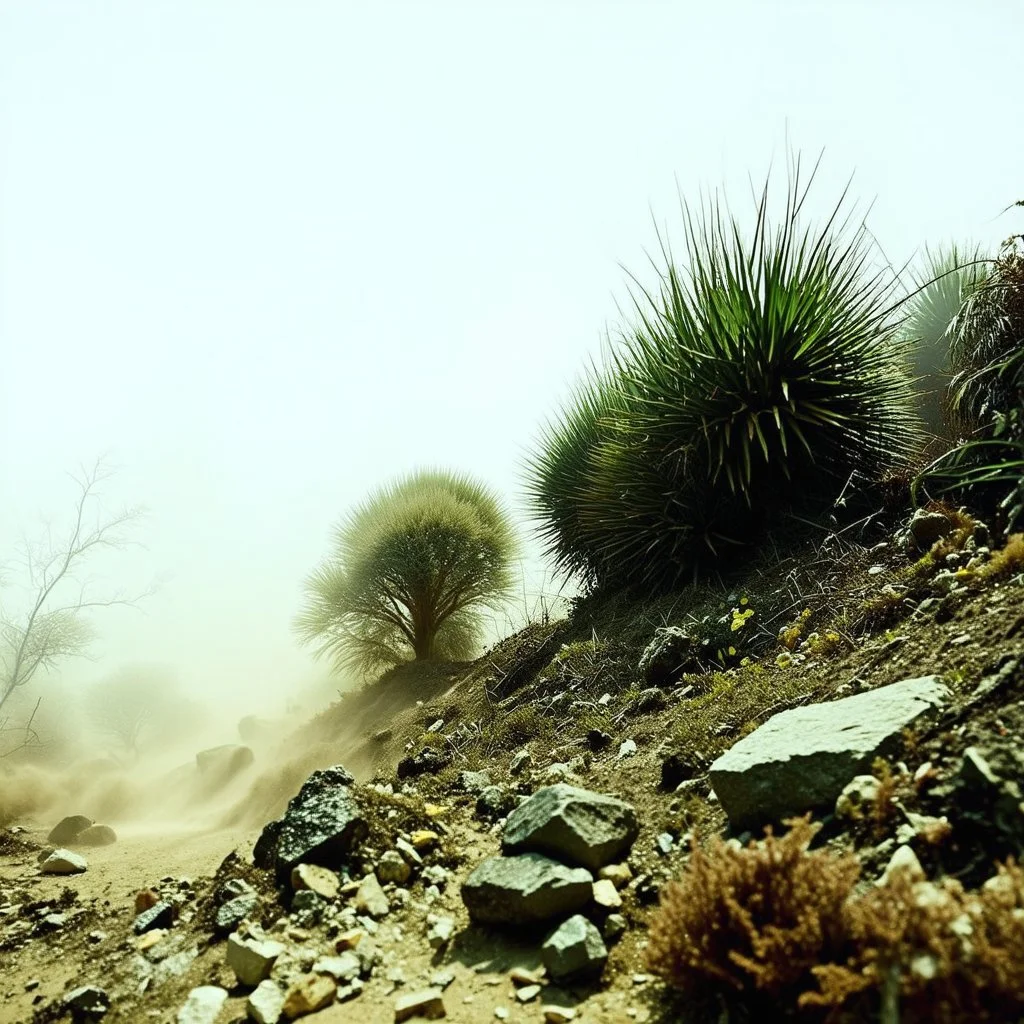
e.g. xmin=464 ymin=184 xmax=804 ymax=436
xmin=803 ymin=860 xmax=1024 ymax=1022
xmin=646 ymin=816 xmax=860 ymax=1004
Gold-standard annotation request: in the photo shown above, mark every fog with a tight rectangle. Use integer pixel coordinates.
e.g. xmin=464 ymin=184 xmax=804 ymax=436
xmin=2 ymin=1 xmax=1023 ymax=773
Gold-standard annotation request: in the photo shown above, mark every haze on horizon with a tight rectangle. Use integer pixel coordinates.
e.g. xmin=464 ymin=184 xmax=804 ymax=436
xmin=2 ymin=1 xmax=1022 ymax=727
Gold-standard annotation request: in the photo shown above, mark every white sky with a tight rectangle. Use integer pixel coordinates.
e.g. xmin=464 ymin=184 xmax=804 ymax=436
xmin=2 ymin=1 xmax=1022 ymax=715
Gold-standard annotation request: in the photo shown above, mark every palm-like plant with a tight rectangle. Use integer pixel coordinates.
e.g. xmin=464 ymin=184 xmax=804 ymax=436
xmin=296 ymin=470 xmax=517 ymax=676
xmin=527 ymin=156 xmax=922 ymax=591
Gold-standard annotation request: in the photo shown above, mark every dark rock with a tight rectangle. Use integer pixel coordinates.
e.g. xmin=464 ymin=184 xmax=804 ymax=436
xmin=630 ymin=688 xmax=668 ymax=714
xmin=501 ymin=784 xmax=639 ymax=871
xmin=632 ymin=873 xmax=660 ymax=905
xmin=65 ymin=985 xmax=110 ymax=1019
xmin=253 ymin=765 xmax=367 ymax=883
xmin=396 ymin=747 xmax=449 ymax=780
xmin=47 ymin=815 xmax=93 ymax=846
xmin=585 ymin=729 xmax=612 ymax=752
xmin=638 ymin=627 xmax=697 ymax=686
xmin=659 ymin=753 xmax=696 ymax=791
xmin=133 ymin=900 xmax=174 ymax=934
xmin=215 ymin=893 xmax=260 ymax=934
xmin=708 ymin=675 xmax=949 ymax=829
xmin=907 ymin=508 xmax=953 ymax=551
xmin=475 ymin=785 xmax=517 ymax=821
xmin=462 ymin=853 xmax=593 ymax=926
xmin=73 ymin=824 xmax=117 ymax=847
xmin=215 ymin=877 xmax=255 ymax=905
xmin=541 ymin=914 xmax=608 ymax=980
xmin=195 ymin=744 xmax=254 ymax=781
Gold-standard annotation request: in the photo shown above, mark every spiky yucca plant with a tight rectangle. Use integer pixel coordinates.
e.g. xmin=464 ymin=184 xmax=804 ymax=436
xmin=902 ymin=244 xmax=990 ymax=437
xmin=296 ymin=469 xmax=517 ymax=676
xmin=527 ymin=157 xmax=922 ymax=591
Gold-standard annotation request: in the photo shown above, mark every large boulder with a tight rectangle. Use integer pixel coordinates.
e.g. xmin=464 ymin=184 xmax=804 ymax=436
xmin=501 ymin=785 xmax=639 ymax=871
xmin=708 ymin=675 xmax=949 ymax=829
xmin=47 ymin=815 xmax=93 ymax=845
xmin=196 ymin=744 xmax=254 ymax=781
xmin=462 ymin=853 xmax=593 ymax=926
xmin=253 ymin=765 xmax=367 ymax=882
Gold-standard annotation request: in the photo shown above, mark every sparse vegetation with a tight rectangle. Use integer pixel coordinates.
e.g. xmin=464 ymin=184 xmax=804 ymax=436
xmin=295 ymin=469 xmax=518 ymax=676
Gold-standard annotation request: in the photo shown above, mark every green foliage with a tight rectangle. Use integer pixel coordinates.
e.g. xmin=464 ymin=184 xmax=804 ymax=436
xmin=296 ymin=469 xmax=517 ymax=676
xmin=527 ymin=156 xmax=921 ymax=591
xmin=916 ymin=234 xmax=1024 ymax=530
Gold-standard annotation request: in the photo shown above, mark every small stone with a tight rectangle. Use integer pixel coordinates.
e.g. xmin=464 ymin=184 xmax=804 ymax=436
xmin=177 ymin=986 xmax=227 ymax=1024
xmin=592 ymin=878 xmax=622 ymax=909
xmin=410 ymin=830 xmax=439 ymax=851
xmin=88 ymin=930 xmax=108 ymax=944
xmin=458 ymin=770 xmax=493 ymax=794
xmin=596 ymin=693 xmax=612 ymax=707
xmin=880 ymin=845 xmax=926 ymax=886
xmin=396 ymin=838 xmax=424 ymax=868
xmin=960 ymin=747 xmax=1002 ymax=791
xmin=544 ymin=762 xmax=573 ymax=782
xmin=291 ymin=863 xmax=340 ymax=900
xmin=617 ymin=739 xmax=637 ymax=759
xmin=134 ymin=901 xmax=174 ymax=935
xmin=216 ymin=877 xmax=255 ymax=904
xmin=835 ymin=775 xmax=883 ymax=819
xmin=25 ymin=979 xmax=40 ymax=992
xmin=603 ymin=913 xmax=627 ymax=942
xmin=135 ymin=889 xmax=160 ymax=914
xmin=598 ymin=863 xmax=633 ymax=889
xmin=281 ymin=973 xmax=336 ymax=1018
xmin=462 ymin=854 xmax=593 ymax=926
xmin=248 ymin=979 xmax=285 ymax=1024
xmin=215 ymin=892 xmax=260 ymax=934
xmin=312 ymin=952 xmax=360 ymax=981
xmin=227 ymin=933 xmax=285 ymax=987
xmin=65 ymin=986 xmax=110 ymax=1017
xmin=355 ymin=873 xmax=390 ymax=918
xmin=655 ymin=833 xmax=674 ymax=855
xmin=426 ymin=915 xmax=455 ymax=950
xmin=494 ymin=1009 xmax=509 ymax=1021
xmin=137 ymin=928 xmax=167 ymax=951
xmin=429 ymin=970 xmax=456 ymax=990
xmin=394 ymin=987 xmax=446 ymax=1021
xmin=336 ymin=979 xmax=365 ymax=1002
xmin=377 ymin=851 xmax=412 ymax=886
xmin=73 ymin=824 xmax=117 ymax=847
xmin=41 ymin=849 xmax=87 ymax=874
xmin=476 ymin=785 xmax=517 ymax=820
xmin=509 ymin=967 xmax=544 ymax=986
xmin=515 ymin=984 xmax=541 ymax=1003
xmin=335 ymin=929 xmax=365 ymax=951
xmin=509 ymin=749 xmax=532 ymax=775
xmin=541 ymin=914 xmax=608 ymax=981
xmin=542 ymin=1006 xmax=577 ymax=1023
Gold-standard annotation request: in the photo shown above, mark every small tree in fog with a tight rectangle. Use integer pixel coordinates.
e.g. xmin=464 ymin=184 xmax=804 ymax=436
xmin=296 ymin=469 xmax=517 ymax=676
xmin=0 ymin=461 xmax=149 ymax=756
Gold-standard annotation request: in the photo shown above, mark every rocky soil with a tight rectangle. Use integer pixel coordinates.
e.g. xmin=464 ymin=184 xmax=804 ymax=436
xmin=2 ymin=507 xmax=1023 ymax=1023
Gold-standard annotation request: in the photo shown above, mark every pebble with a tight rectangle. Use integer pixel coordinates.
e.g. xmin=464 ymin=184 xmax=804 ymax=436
xmin=377 ymin=851 xmax=412 ymax=886
xmin=515 ymin=984 xmax=542 ymax=1003
xmin=592 ymin=878 xmax=622 ymax=909
xmin=598 ymin=863 xmax=633 ymax=889
xmin=543 ymin=1007 xmax=577 ymax=1023
xmin=247 ymin=979 xmax=285 ymax=1024
xmin=426 ymin=914 xmax=455 ymax=950
xmin=355 ymin=873 xmax=391 ymax=918
xmin=394 ymin=988 xmax=446 ymax=1022
xmin=281 ymin=973 xmax=336 ymax=1018
xmin=227 ymin=934 xmax=285 ymax=987
xmin=176 ymin=986 xmax=227 ymax=1024
xmin=617 ymin=739 xmax=637 ymax=759
xmin=291 ymin=863 xmax=340 ymax=900
xmin=410 ymin=830 xmax=440 ymax=851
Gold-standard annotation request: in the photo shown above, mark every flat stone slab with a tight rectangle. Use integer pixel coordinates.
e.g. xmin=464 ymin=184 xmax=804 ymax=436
xmin=462 ymin=853 xmax=593 ymax=926
xmin=709 ymin=675 xmax=949 ymax=828
xmin=41 ymin=849 xmax=88 ymax=874
xmin=501 ymin=784 xmax=639 ymax=871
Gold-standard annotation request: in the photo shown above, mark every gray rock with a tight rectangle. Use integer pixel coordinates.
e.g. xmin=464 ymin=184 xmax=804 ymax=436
xmin=708 ymin=676 xmax=949 ymax=828
xmin=247 ymin=979 xmax=284 ymax=1024
xmin=215 ymin=892 xmax=259 ymax=934
xmin=65 ymin=985 xmax=110 ymax=1017
xmin=312 ymin=951 xmax=360 ymax=981
xmin=355 ymin=872 xmax=390 ymax=918
xmin=476 ymin=785 xmax=517 ymax=820
xmin=501 ymin=784 xmax=639 ymax=871
xmin=509 ymin=749 xmax=532 ymax=775
xmin=603 ymin=913 xmax=627 ymax=942
xmin=458 ymin=770 xmax=493 ymax=795
xmin=541 ymin=914 xmax=608 ymax=980
xmin=426 ymin=914 xmax=455 ymax=949
xmin=617 ymin=739 xmax=637 ymax=759
xmin=655 ymin=832 xmax=674 ymax=855
xmin=252 ymin=765 xmax=367 ymax=883
xmin=960 ymin=746 xmax=1002 ymax=791
xmin=395 ymin=988 xmax=446 ymax=1022
xmin=638 ymin=626 xmax=696 ymax=686
xmin=215 ymin=877 xmax=255 ymax=904
xmin=73 ymin=824 xmax=117 ymax=847
xmin=176 ymin=985 xmax=227 ymax=1024
xmin=907 ymin=508 xmax=952 ymax=551
xmin=227 ymin=933 xmax=285 ymax=987
xmin=41 ymin=848 xmax=88 ymax=874
xmin=133 ymin=901 xmax=174 ymax=934
xmin=376 ymin=850 xmax=412 ymax=885
xmin=462 ymin=853 xmax=593 ymax=926
xmin=48 ymin=815 xmax=93 ymax=845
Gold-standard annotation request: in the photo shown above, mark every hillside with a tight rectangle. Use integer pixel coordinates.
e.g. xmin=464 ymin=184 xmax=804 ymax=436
xmin=1 ymin=504 xmax=1023 ymax=1023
